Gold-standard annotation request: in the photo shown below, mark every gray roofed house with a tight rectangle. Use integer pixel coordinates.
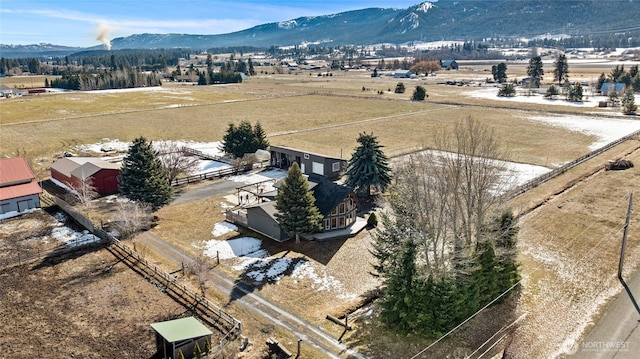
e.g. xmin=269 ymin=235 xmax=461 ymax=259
xmin=600 ymin=82 xmax=626 ymax=96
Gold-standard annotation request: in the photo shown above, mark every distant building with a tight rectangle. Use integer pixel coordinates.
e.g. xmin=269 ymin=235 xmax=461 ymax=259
xmin=393 ymin=69 xmax=413 ymax=78
xmin=441 ymin=60 xmax=459 ymax=70
xmin=600 ymin=82 xmax=626 ymax=96
xmin=0 ymin=157 xmax=42 ymax=216
xmin=150 ymin=317 xmax=212 ymax=359
xmin=50 ymin=157 xmax=120 ymax=196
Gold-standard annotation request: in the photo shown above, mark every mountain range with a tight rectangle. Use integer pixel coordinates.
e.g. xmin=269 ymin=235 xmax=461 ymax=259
xmin=2 ymin=0 xmax=640 ymax=57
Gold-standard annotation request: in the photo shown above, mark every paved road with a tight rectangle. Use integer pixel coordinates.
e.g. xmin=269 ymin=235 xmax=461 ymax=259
xmin=136 ymin=231 xmax=366 ymax=359
xmin=568 ymin=267 xmax=640 ymax=358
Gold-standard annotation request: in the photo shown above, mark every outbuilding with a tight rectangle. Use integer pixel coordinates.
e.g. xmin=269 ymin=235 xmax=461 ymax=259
xmin=0 ymin=157 xmax=42 ymax=216
xmin=269 ymin=145 xmax=346 ymax=181
xmin=150 ymin=317 xmax=213 ymax=359
xmin=50 ymin=157 xmax=120 ymax=196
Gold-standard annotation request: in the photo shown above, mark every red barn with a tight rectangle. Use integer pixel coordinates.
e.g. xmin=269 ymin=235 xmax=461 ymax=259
xmin=0 ymin=157 xmax=42 ymax=216
xmin=50 ymin=157 xmax=120 ymax=196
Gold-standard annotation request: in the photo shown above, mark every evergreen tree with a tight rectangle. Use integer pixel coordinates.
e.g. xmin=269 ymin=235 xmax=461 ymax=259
xmin=275 ymin=162 xmax=323 ymax=243
xmin=252 ymin=121 xmax=269 ymax=150
xmin=344 ymin=132 xmax=392 ymax=196
xmin=492 ymin=62 xmax=508 ymax=83
xmin=394 ymin=82 xmax=405 ymax=93
xmin=526 ymin=56 xmax=544 ymax=80
xmin=553 ymin=54 xmax=569 ymax=85
xmin=221 ymin=121 xmax=255 ymax=158
xmin=545 ymin=84 xmax=560 ymax=98
xmin=622 ymin=88 xmax=637 ymax=115
xmin=119 ymin=137 xmax=173 ymax=210
xmin=596 ymin=72 xmax=607 ymax=92
xmin=498 ymin=83 xmax=515 ymax=97
xmin=566 ymin=82 xmax=583 ymax=102
xmin=412 ymin=85 xmax=427 ymax=101
xmin=379 ymin=239 xmax=419 ymax=332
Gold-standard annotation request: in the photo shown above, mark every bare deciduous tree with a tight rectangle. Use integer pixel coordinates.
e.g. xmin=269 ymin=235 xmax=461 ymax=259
xmin=67 ymin=171 xmax=99 ymax=210
xmin=156 ymin=141 xmax=200 ymax=184
xmin=388 ymin=117 xmax=510 ymax=277
xmin=111 ymin=201 xmax=153 ymax=239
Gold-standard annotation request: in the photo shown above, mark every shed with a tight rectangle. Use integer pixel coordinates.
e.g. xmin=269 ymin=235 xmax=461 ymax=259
xmin=0 ymin=157 xmax=42 ymax=216
xmin=50 ymin=157 xmax=120 ymax=196
xmin=441 ymin=60 xmax=459 ymax=70
xmin=150 ymin=317 xmax=213 ymax=359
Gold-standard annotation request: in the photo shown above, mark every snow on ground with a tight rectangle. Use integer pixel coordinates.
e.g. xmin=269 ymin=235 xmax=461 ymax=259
xmin=467 ymin=87 xmax=615 ymax=109
xmin=48 ymin=212 xmax=101 ymax=247
xmin=211 ymin=221 xmax=238 ymax=237
xmin=527 ymin=114 xmax=640 ymax=150
xmin=0 ymin=208 xmax=39 ymax=221
xmin=292 ymin=262 xmax=356 ymax=300
xmin=201 ymin=236 xmax=262 ymax=259
xmin=192 ymin=160 xmax=232 ymax=175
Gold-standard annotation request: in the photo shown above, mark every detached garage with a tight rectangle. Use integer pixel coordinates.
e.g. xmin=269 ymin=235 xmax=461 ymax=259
xmin=0 ymin=157 xmax=42 ymax=216
xmin=50 ymin=157 xmax=120 ymax=196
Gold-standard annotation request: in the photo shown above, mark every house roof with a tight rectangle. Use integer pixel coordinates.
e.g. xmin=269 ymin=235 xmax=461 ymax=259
xmin=269 ymin=145 xmax=345 ymax=162
xmin=150 ymin=317 xmax=212 ymax=343
xmin=0 ymin=157 xmax=36 ymax=187
xmin=51 ymin=157 xmax=120 ymax=177
xmin=308 ymin=174 xmax=353 ymax=216
xmin=600 ymin=83 xmax=626 ymax=92
xmin=0 ymin=181 xmax=42 ymax=201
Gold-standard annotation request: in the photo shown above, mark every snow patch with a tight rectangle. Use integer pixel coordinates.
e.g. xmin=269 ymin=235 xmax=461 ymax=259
xmin=211 ymin=221 xmax=238 ymax=237
xmin=201 ymin=237 xmax=262 ymax=259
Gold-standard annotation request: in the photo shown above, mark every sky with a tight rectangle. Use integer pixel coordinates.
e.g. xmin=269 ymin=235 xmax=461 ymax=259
xmin=0 ymin=0 xmax=422 ymax=47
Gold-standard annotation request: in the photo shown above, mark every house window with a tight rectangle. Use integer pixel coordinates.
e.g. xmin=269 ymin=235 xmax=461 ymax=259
xmin=339 ymin=202 xmax=345 ymax=214
xmin=324 ymin=219 xmax=330 ymax=231
xmin=331 ymin=207 xmax=338 ymax=215
xmin=331 ymin=218 xmax=337 ymax=229
xmin=332 ymin=162 xmax=340 ymax=172
xmin=339 ymin=217 xmax=345 ymax=228
xmin=304 ymin=153 xmax=310 ymax=159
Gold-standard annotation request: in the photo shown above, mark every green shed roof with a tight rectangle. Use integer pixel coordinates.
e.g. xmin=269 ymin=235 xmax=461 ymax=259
xmin=150 ymin=317 xmax=212 ymax=343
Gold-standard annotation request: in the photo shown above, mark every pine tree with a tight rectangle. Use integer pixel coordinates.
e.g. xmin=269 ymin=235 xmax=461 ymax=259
xmin=119 ymin=137 xmax=173 ymax=210
xmin=527 ymin=56 xmax=544 ymax=80
xmin=553 ymin=54 xmax=569 ymax=85
xmin=412 ymin=85 xmax=427 ymax=101
xmin=252 ymin=121 xmax=269 ymax=151
xmin=379 ymin=239 xmax=419 ymax=332
xmin=344 ymin=132 xmax=392 ymax=196
xmin=275 ymin=163 xmax=323 ymax=243
xmin=622 ymin=88 xmax=637 ymax=115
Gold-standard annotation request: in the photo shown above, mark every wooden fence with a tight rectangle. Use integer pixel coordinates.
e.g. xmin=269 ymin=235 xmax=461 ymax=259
xmin=171 ymin=166 xmax=239 ymax=186
xmin=503 ymin=129 xmax=640 ymax=200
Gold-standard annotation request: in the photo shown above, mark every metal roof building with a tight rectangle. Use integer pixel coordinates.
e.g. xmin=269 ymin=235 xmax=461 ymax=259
xmin=150 ymin=317 xmax=213 ymax=359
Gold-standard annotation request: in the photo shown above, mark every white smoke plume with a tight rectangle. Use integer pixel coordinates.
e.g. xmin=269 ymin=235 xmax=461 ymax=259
xmin=96 ymin=23 xmax=111 ymax=50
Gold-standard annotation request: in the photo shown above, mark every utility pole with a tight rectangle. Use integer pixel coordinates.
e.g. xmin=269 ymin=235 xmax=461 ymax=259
xmin=618 ymin=191 xmax=640 ymax=316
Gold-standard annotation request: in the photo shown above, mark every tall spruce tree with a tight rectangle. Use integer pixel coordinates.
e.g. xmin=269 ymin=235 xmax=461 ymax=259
xmin=379 ymin=239 xmax=419 ymax=332
xmin=526 ymin=56 xmax=544 ymax=80
xmin=252 ymin=121 xmax=269 ymax=151
xmin=119 ymin=136 xmax=173 ymax=210
xmin=553 ymin=54 xmax=569 ymax=85
xmin=345 ymin=132 xmax=392 ymax=196
xmin=275 ymin=163 xmax=323 ymax=243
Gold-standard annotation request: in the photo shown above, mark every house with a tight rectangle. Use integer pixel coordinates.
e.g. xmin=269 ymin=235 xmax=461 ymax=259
xmin=0 ymin=157 xmax=42 ymax=216
xmin=441 ymin=60 xmax=459 ymax=70
xmin=270 ymin=145 xmax=346 ymax=181
xmin=393 ymin=70 xmax=413 ymax=78
xmin=237 ymin=174 xmax=358 ymax=241
xmin=600 ymin=82 xmax=626 ymax=96
xmin=150 ymin=317 xmax=212 ymax=359
xmin=521 ymin=77 xmax=541 ymax=88
xmin=50 ymin=157 xmax=120 ymax=196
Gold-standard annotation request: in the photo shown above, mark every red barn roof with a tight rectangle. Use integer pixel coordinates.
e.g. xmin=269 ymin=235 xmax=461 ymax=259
xmin=0 ymin=157 xmax=42 ymax=200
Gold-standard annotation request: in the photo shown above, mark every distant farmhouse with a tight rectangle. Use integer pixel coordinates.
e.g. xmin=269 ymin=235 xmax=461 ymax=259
xmin=50 ymin=157 xmax=120 ymax=196
xmin=441 ymin=60 xmax=459 ymax=70
xmin=0 ymin=157 xmax=42 ymax=216
xmin=393 ymin=69 xmax=414 ymax=78
xmin=600 ymin=82 xmax=626 ymax=96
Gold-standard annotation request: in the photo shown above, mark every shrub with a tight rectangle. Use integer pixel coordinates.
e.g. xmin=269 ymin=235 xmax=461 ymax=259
xmin=497 ymin=83 xmax=515 ymax=97
xmin=395 ymin=82 xmax=406 ymax=94
xmin=368 ymin=212 xmax=378 ymax=228
xmin=412 ymin=86 xmax=427 ymax=101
